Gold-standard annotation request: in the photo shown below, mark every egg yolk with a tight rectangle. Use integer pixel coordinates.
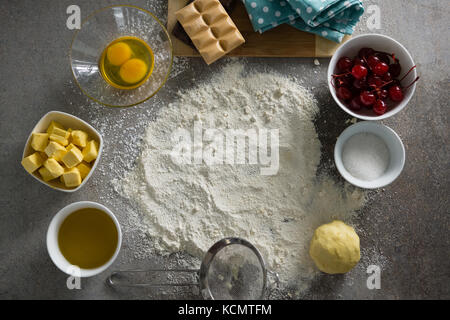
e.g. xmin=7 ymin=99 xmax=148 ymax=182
xmin=106 ymin=42 xmax=132 ymax=66
xmin=119 ymin=59 xmax=148 ymax=84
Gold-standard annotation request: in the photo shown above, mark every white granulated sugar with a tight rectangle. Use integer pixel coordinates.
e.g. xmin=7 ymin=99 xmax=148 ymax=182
xmin=343 ymin=132 xmax=390 ymax=181
xmin=118 ymin=63 xmax=366 ymax=294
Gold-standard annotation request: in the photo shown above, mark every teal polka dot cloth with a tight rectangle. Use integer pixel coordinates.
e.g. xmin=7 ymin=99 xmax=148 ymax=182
xmin=242 ymin=0 xmax=364 ymax=43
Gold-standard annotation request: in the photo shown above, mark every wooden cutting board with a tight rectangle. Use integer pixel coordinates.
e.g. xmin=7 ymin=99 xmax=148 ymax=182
xmin=167 ymin=0 xmax=349 ymax=58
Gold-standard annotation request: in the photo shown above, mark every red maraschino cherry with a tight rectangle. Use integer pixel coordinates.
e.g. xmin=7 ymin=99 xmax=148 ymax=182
xmin=367 ymin=55 xmax=380 ymax=69
xmin=352 ymin=65 xmax=368 ymax=79
xmin=336 ymin=86 xmax=353 ymax=101
xmin=389 ymin=63 xmax=401 ymax=77
xmin=373 ymin=62 xmax=389 ymax=76
xmin=358 ymin=47 xmax=375 ymax=58
xmin=373 ymin=100 xmax=387 ymax=115
xmin=360 ymin=91 xmax=376 ymax=106
xmin=337 ymin=57 xmax=353 ymax=72
xmin=349 ymin=96 xmax=363 ymax=110
xmin=388 ymin=85 xmax=404 ymax=102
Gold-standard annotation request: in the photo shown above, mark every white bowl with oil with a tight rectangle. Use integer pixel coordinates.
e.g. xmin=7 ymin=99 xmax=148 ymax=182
xmin=47 ymin=201 xmax=122 ymax=278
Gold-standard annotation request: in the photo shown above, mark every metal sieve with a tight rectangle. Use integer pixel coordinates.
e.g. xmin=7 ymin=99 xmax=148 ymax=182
xmin=107 ymin=237 xmax=279 ymax=300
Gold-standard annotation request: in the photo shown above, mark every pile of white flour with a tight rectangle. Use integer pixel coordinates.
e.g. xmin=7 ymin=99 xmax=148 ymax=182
xmin=119 ymin=63 xmax=366 ymax=293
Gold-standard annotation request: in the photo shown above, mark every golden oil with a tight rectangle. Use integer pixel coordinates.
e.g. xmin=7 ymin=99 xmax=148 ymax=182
xmin=58 ymin=208 xmax=118 ymax=269
xmin=99 ymin=36 xmax=154 ymax=89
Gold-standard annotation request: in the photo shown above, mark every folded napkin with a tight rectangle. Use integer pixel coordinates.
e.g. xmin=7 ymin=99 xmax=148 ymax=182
xmin=242 ymin=0 xmax=364 ymax=43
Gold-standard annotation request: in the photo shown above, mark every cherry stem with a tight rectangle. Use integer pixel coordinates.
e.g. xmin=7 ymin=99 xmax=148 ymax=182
xmin=404 ymin=76 xmax=420 ymax=90
xmin=380 ymin=80 xmax=394 ymax=88
xmin=332 ymin=72 xmax=351 ymax=78
xmin=369 ymin=80 xmax=394 ymax=92
xmin=399 ymin=65 xmax=417 ymax=82
xmin=330 ymin=79 xmax=336 ymax=89
xmin=363 ymin=55 xmax=371 ymax=70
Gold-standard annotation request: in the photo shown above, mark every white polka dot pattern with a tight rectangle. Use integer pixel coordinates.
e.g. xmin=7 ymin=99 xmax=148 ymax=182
xmin=242 ymin=0 xmax=365 ymax=43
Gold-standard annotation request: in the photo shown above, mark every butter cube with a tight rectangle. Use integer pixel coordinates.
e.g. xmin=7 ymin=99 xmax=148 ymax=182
xmin=82 ymin=140 xmax=99 ymax=163
xmin=45 ymin=141 xmax=67 ymax=161
xmin=71 ymin=130 xmax=89 ymax=148
xmin=49 ymin=127 xmax=70 ymax=146
xmin=43 ymin=158 xmax=64 ymax=178
xmin=66 ymin=143 xmax=77 ymax=151
xmin=38 ymin=167 xmax=55 ymax=182
xmin=62 ymin=146 xmax=83 ymax=168
xmin=62 ymin=168 xmax=82 ymax=187
xmin=76 ymin=162 xmax=91 ymax=179
xmin=46 ymin=121 xmax=64 ymax=134
xmin=51 ymin=127 xmax=70 ymax=139
xmin=21 ymin=152 xmax=44 ymax=173
xmin=31 ymin=133 xmax=49 ymax=152
xmin=49 ymin=134 xmax=69 ymax=146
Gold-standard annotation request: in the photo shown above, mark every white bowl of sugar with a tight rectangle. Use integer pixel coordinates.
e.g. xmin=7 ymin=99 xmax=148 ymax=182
xmin=334 ymin=121 xmax=405 ymax=189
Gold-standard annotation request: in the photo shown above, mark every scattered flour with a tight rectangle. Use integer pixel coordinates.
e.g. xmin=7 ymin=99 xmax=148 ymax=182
xmin=117 ymin=63 xmax=366 ymax=294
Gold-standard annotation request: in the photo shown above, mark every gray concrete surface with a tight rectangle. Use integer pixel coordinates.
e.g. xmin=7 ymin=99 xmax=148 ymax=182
xmin=0 ymin=0 xmax=448 ymax=299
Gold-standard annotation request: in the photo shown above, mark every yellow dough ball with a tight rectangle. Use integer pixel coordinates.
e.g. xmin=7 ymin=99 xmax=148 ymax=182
xmin=119 ymin=58 xmax=148 ymax=84
xmin=309 ymin=220 xmax=360 ymax=274
xmin=106 ymin=42 xmax=132 ymax=66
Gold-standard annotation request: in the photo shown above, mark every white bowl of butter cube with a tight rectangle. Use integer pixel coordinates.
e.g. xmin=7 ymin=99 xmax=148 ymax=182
xmin=21 ymin=111 xmax=103 ymax=192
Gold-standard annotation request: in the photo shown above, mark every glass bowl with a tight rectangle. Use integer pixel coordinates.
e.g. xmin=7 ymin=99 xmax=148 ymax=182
xmin=70 ymin=5 xmax=173 ymax=107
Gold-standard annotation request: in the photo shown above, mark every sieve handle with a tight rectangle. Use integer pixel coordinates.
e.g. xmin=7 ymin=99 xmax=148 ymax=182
xmin=107 ymin=269 xmax=199 ymax=287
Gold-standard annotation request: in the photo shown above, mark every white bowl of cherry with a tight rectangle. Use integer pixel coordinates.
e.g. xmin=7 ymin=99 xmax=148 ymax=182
xmin=328 ymin=34 xmax=419 ymax=120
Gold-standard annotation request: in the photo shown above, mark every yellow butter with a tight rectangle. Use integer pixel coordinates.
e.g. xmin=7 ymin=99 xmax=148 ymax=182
xmin=71 ymin=130 xmax=89 ymax=148
xmin=51 ymin=127 xmax=70 ymax=139
xmin=66 ymin=143 xmax=77 ymax=151
xmin=76 ymin=162 xmax=91 ymax=179
xmin=82 ymin=140 xmax=99 ymax=163
xmin=21 ymin=152 xmax=44 ymax=173
xmin=62 ymin=146 xmax=83 ymax=168
xmin=62 ymin=168 xmax=82 ymax=187
xmin=45 ymin=141 xmax=67 ymax=161
xmin=43 ymin=158 xmax=65 ymax=178
xmin=49 ymin=134 xmax=69 ymax=146
xmin=31 ymin=133 xmax=49 ymax=152
xmin=46 ymin=121 xmax=64 ymax=134
xmin=38 ymin=167 xmax=55 ymax=182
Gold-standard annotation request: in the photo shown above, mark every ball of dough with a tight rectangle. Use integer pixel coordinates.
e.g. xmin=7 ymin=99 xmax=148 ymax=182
xmin=309 ymin=220 xmax=360 ymax=274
